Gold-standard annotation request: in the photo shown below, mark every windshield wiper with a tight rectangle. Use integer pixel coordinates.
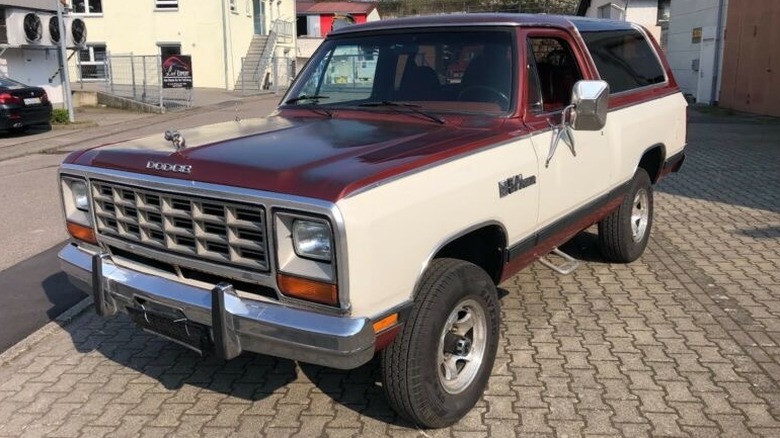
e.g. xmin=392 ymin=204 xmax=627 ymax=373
xmin=284 ymin=95 xmax=333 ymax=117
xmin=284 ymin=94 xmax=329 ymax=104
xmin=358 ymin=101 xmax=445 ymax=125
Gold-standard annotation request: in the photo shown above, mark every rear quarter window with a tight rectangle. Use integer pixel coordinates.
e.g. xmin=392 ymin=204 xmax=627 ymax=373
xmin=581 ymin=29 xmax=666 ymax=94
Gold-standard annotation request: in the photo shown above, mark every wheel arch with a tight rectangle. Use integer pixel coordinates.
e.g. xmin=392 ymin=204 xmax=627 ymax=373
xmin=413 ymin=222 xmax=508 ymax=297
xmin=637 ymin=143 xmax=666 ymax=183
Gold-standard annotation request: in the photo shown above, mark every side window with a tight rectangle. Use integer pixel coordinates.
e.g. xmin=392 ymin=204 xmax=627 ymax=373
xmin=526 ymin=42 xmax=543 ymax=112
xmin=527 ymin=37 xmax=582 ymax=113
xmin=581 ymin=29 xmax=666 ymax=94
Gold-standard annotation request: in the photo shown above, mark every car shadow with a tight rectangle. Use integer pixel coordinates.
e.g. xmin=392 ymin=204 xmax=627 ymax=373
xmin=49 ymin=274 xmax=512 ymax=427
xmin=0 ymin=123 xmax=52 ymax=138
xmin=558 ymin=229 xmax=609 ymax=263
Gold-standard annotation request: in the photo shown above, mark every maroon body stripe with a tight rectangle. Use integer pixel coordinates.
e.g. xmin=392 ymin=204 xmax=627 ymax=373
xmin=68 ymin=112 xmax=523 ymax=202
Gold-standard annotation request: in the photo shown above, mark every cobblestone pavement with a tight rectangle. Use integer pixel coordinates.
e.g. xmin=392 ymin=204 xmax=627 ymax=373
xmin=1 ymin=112 xmax=780 ymax=437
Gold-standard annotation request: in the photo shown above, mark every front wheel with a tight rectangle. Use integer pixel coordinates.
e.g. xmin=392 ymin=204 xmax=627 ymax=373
xmin=381 ymin=258 xmax=500 ymax=428
xmin=598 ymin=168 xmax=654 ymax=263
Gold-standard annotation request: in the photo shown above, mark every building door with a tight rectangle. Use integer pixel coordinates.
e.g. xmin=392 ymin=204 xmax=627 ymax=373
xmin=253 ymin=0 xmax=265 ymax=35
xmin=696 ymin=26 xmax=717 ymax=104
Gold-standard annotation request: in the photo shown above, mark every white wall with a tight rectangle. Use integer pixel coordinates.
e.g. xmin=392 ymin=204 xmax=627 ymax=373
xmin=0 ymin=48 xmax=65 ymax=105
xmin=74 ymin=0 xmax=256 ymax=89
xmin=584 ymin=0 xmax=662 ymax=42
xmin=666 ymin=0 xmax=728 ymax=102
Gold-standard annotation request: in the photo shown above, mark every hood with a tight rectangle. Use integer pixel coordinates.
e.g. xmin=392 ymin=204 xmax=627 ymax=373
xmin=68 ymin=115 xmax=513 ymax=201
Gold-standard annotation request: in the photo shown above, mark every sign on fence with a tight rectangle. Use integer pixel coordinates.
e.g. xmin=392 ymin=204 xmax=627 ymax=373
xmin=162 ymin=55 xmax=193 ymax=89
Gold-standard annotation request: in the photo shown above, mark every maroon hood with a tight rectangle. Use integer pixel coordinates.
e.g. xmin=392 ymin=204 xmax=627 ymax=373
xmin=67 ymin=114 xmax=514 ymax=201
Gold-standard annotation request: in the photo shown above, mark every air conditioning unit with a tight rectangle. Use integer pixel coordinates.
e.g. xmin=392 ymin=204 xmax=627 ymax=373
xmin=5 ymin=9 xmax=54 ymax=46
xmin=48 ymin=15 xmax=62 ymax=45
xmin=65 ymin=17 xmax=87 ymax=48
xmin=47 ymin=16 xmax=87 ymax=48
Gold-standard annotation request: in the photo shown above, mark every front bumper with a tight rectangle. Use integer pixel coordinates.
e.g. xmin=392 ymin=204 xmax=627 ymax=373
xmin=59 ymin=243 xmax=375 ymax=369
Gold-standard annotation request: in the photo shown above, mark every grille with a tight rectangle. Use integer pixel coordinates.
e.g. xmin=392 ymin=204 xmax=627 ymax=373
xmin=92 ymin=180 xmax=269 ymax=271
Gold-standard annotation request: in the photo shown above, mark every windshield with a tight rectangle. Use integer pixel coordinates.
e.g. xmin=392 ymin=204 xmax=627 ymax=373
xmin=283 ymin=29 xmax=516 ymax=114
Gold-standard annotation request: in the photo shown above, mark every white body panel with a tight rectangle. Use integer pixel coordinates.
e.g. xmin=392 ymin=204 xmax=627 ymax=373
xmin=530 ymin=127 xmax=612 ymax=229
xmin=608 ymin=93 xmax=688 ymax=185
xmin=337 ymin=138 xmax=540 ymax=317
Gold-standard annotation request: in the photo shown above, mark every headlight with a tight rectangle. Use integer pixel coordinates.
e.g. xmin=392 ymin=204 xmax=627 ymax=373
xmin=275 ymin=212 xmax=338 ymax=306
xmin=61 ymin=176 xmax=92 ymax=225
xmin=61 ymin=175 xmax=96 ymax=243
xmin=292 ymin=219 xmax=332 ymax=261
xmin=71 ymin=180 xmax=89 ymax=211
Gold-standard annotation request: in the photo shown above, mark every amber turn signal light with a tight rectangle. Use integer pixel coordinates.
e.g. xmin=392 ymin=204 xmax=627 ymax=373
xmin=373 ymin=313 xmax=398 ymax=333
xmin=66 ymin=221 xmax=97 ymax=244
xmin=277 ymin=274 xmax=338 ymax=306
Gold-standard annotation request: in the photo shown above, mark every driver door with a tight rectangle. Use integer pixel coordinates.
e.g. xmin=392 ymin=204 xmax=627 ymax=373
xmin=522 ymin=29 xmax=614 ymax=231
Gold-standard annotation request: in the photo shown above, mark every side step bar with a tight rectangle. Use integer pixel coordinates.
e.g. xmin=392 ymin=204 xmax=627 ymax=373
xmin=538 ymin=248 xmax=580 ymax=275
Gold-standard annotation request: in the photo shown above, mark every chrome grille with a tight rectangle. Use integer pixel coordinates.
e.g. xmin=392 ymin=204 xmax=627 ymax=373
xmin=91 ymin=180 xmax=269 ymax=271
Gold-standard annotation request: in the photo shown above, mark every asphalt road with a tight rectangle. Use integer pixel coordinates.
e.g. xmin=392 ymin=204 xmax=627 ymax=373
xmin=0 ymin=243 xmax=87 ymax=351
xmin=0 ymin=93 xmax=280 ymax=354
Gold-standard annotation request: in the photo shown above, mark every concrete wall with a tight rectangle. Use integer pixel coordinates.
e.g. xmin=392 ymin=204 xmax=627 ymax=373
xmin=583 ymin=0 xmax=662 ymax=42
xmin=0 ymin=0 xmax=55 ymax=12
xmin=73 ymin=0 xmax=257 ymax=89
xmin=665 ymin=0 xmax=727 ymax=103
xmin=0 ymin=48 xmax=65 ymax=105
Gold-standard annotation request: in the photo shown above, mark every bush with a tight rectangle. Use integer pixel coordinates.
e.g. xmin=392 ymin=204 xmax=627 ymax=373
xmin=51 ymin=109 xmax=70 ymax=124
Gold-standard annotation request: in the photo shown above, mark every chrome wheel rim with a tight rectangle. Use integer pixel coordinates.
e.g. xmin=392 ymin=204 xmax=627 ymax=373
xmin=437 ymin=298 xmax=487 ymax=394
xmin=631 ymin=189 xmax=649 ymax=242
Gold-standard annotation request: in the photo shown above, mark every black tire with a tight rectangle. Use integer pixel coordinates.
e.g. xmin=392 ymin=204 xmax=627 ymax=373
xmin=598 ymin=168 xmax=654 ymax=263
xmin=381 ymin=258 xmax=500 ymax=428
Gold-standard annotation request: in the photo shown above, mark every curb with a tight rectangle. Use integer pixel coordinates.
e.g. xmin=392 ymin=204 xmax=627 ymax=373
xmin=0 ymin=297 xmax=94 ymax=367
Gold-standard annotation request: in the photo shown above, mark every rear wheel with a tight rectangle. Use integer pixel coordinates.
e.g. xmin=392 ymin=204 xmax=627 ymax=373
xmin=598 ymin=168 xmax=654 ymax=263
xmin=381 ymin=258 xmax=500 ymax=428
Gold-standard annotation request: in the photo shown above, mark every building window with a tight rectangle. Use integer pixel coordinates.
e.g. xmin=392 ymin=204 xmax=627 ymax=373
xmin=77 ymin=44 xmax=107 ymax=80
xmin=155 ymin=0 xmax=178 ymax=10
xmin=296 ymin=16 xmax=321 ymax=37
xmin=0 ymin=8 xmax=7 ymax=44
xmin=230 ymin=0 xmax=237 ymax=13
xmin=73 ymin=0 xmax=103 ymax=15
xmin=657 ymin=0 xmax=671 ymax=23
xmin=598 ymin=3 xmax=625 ymax=21
xmin=159 ymin=43 xmax=181 ymax=58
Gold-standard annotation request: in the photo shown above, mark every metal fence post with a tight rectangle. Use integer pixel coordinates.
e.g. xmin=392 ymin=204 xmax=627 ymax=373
xmin=273 ymin=56 xmax=279 ymax=95
xmin=76 ymin=54 xmax=83 ymax=90
xmin=130 ymin=52 xmax=137 ymax=99
xmin=159 ymin=55 xmax=164 ymax=111
xmin=108 ymin=51 xmax=114 ymax=94
xmin=142 ymin=55 xmax=148 ymax=101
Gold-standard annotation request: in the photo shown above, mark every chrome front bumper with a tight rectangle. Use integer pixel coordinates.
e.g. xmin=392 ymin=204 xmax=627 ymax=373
xmin=59 ymin=243 xmax=375 ymax=369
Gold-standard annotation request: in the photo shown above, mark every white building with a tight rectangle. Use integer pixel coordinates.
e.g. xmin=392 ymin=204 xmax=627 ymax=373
xmin=71 ymin=0 xmax=295 ymax=90
xmin=664 ymin=0 xmax=728 ymax=104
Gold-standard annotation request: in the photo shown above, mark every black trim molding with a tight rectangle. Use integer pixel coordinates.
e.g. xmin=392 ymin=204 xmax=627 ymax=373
xmin=506 ymin=180 xmax=632 ymax=262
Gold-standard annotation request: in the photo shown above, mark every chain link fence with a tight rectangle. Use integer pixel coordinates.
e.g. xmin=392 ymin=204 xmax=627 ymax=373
xmin=70 ymin=53 xmax=192 ymax=111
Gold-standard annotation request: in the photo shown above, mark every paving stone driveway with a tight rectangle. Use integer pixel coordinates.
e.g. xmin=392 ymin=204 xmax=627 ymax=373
xmin=1 ymin=111 xmax=780 ymax=437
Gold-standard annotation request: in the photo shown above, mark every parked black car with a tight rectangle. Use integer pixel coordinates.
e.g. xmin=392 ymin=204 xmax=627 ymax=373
xmin=0 ymin=77 xmax=52 ymax=133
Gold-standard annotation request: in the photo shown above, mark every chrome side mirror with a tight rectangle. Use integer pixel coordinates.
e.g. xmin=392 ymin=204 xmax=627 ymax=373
xmin=569 ymin=80 xmax=609 ymax=131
